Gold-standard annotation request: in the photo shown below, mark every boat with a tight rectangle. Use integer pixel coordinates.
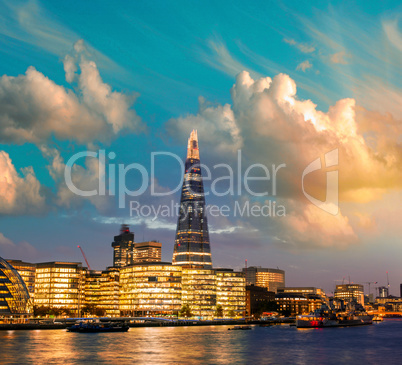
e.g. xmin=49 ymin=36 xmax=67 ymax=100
xmin=67 ymin=319 xmax=129 ymax=333
xmin=372 ymin=315 xmax=384 ymax=322
xmin=228 ymin=325 xmax=252 ymax=331
xmin=296 ymin=303 xmax=372 ymax=328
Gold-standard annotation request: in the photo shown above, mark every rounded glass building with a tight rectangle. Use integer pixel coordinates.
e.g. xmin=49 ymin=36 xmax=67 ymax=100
xmin=0 ymin=256 xmax=32 ymax=316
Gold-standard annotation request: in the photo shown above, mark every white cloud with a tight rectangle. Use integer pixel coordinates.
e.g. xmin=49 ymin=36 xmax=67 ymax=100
xmin=41 ymin=147 xmax=112 ymax=212
xmin=166 ymin=70 xmax=402 ymax=249
xmin=0 ymin=151 xmax=46 ymax=215
xmin=296 ymin=60 xmax=313 ymax=72
xmin=0 ymin=40 xmax=144 ymax=145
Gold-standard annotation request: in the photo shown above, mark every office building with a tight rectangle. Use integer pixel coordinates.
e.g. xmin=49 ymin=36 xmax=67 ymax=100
xmin=243 ymin=266 xmax=285 ymax=293
xmin=6 ymin=259 xmax=36 ymax=298
xmin=99 ymin=267 xmax=120 ymax=316
xmin=334 ymin=284 xmax=364 ymax=305
xmin=378 ymin=286 xmax=389 ymax=298
xmin=119 ymin=263 xmax=182 ymax=316
xmin=277 ymin=287 xmax=326 ymax=298
xmin=172 ymin=130 xmax=212 ymax=268
xmin=0 ymin=257 xmax=32 ymax=316
xmin=246 ymin=285 xmax=275 ymax=318
xmin=112 ymin=224 xmax=135 ymax=268
xmin=216 ymin=269 xmax=246 ymax=318
xmin=34 ymin=261 xmax=83 ymax=314
xmin=134 ymin=241 xmax=162 ymax=263
xmin=181 ymin=267 xmax=216 ymax=319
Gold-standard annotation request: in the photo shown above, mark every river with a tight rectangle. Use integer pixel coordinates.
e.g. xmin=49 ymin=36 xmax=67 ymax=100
xmin=1 ymin=319 xmax=402 ymax=364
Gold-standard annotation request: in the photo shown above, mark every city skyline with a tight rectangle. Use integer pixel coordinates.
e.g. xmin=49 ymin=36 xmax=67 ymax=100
xmin=0 ymin=0 xmax=401 ymax=296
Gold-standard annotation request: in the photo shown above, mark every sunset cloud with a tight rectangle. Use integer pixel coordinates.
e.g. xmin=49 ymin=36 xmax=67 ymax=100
xmin=0 ymin=151 xmax=46 ymax=215
xmin=167 ymin=70 xmax=402 ymax=248
xmin=0 ymin=40 xmax=143 ymax=145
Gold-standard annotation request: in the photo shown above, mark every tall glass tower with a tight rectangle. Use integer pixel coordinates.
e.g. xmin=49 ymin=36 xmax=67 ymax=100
xmin=172 ymin=130 xmax=212 ymax=268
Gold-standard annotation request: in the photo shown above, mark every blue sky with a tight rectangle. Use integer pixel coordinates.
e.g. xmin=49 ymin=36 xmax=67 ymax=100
xmin=0 ymin=0 xmax=401 ymax=294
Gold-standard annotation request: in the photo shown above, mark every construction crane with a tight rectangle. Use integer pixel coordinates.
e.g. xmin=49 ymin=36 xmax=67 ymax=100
xmin=363 ymin=281 xmax=378 ymax=296
xmin=77 ymin=245 xmax=92 ymax=271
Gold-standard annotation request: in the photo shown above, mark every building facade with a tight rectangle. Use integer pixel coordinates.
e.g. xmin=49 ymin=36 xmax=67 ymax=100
xmin=246 ymin=285 xmax=276 ymax=318
xmin=216 ymin=269 xmax=246 ymax=318
xmin=181 ymin=268 xmax=216 ymax=319
xmin=112 ymin=224 xmax=135 ymax=268
xmin=120 ymin=263 xmax=182 ymax=316
xmin=0 ymin=257 xmax=32 ymax=317
xmin=334 ymin=284 xmax=364 ymax=305
xmin=34 ymin=261 xmax=83 ymax=314
xmin=6 ymin=259 xmax=36 ymax=298
xmin=134 ymin=241 xmax=162 ymax=263
xmin=172 ymin=130 xmax=212 ymax=268
xmin=244 ymin=267 xmax=285 ymax=293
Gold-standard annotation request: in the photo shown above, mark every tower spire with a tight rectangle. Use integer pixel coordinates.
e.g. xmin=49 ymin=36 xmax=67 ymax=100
xmin=187 ymin=129 xmax=199 ymax=160
xmin=173 ymin=130 xmax=212 ymax=268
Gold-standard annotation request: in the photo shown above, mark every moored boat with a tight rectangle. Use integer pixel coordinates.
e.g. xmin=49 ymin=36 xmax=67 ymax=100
xmin=67 ymin=319 xmax=129 ymax=333
xmin=228 ymin=325 xmax=252 ymax=330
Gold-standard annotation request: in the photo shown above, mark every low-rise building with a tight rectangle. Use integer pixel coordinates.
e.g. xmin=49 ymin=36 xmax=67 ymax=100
xmin=246 ymin=285 xmax=275 ymax=318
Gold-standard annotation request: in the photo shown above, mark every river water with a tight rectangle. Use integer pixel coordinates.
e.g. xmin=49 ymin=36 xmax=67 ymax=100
xmin=1 ymin=319 xmax=402 ymax=364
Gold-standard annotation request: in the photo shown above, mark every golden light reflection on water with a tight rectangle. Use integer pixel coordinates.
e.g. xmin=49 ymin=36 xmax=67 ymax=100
xmin=0 ymin=322 xmax=400 ymax=364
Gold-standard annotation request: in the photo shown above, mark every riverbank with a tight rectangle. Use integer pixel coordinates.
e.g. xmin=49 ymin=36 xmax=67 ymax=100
xmin=0 ymin=318 xmax=295 ymax=330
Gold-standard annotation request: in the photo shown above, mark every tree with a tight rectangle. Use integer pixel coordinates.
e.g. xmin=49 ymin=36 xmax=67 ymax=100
xmin=215 ymin=305 xmax=223 ymax=318
xmin=179 ymin=304 xmax=192 ymax=318
xmin=227 ymin=310 xmax=236 ymax=318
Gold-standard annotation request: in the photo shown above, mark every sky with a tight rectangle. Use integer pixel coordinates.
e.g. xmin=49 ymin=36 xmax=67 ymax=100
xmin=0 ymin=0 xmax=401 ymax=295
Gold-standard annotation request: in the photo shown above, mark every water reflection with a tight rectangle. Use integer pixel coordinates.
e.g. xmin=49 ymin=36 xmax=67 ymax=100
xmin=1 ymin=322 xmax=402 ymax=364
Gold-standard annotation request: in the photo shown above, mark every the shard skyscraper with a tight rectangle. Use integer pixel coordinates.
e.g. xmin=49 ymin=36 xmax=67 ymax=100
xmin=172 ymin=130 xmax=212 ymax=268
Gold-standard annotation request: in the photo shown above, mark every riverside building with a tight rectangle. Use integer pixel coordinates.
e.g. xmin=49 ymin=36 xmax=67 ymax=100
xmin=243 ymin=266 xmax=285 ymax=293
xmin=216 ymin=269 xmax=246 ymax=317
xmin=119 ymin=262 xmax=182 ymax=316
xmin=0 ymin=256 xmax=32 ymax=317
xmin=34 ymin=261 xmax=83 ymax=314
xmin=6 ymin=259 xmax=36 ymax=298
xmin=334 ymin=284 xmax=364 ymax=305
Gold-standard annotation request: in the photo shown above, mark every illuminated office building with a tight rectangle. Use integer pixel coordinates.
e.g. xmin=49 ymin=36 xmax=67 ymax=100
xmin=134 ymin=241 xmax=162 ymax=263
xmin=334 ymin=284 xmax=364 ymax=305
xmin=112 ymin=224 xmax=135 ymax=268
xmin=34 ymin=262 xmax=84 ymax=313
xmin=172 ymin=130 xmax=212 ymax=268
xmin=82 ymin=267 xmax=120 ymax=316
xmin=181 ymin=268 xmax=216 ymax=319
xmin=6 ymin=259 xmax=36 ymax=298
xmin=243 ymin=267 xmax=285 ymax=293
xmin=216 ymin=269 xmax=246 ymax=317
xmin=119 ymin=263 xmax=182 ymax=316
xmin=277 ymin=287 xmax=326 ymax=298
xmin=0 ymin=257 xmax=32 ymax=316
xmin=99 ymin=268 xmax=120 ymax=316
xmin=83 ymin=270 xmax=102 ymax=307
